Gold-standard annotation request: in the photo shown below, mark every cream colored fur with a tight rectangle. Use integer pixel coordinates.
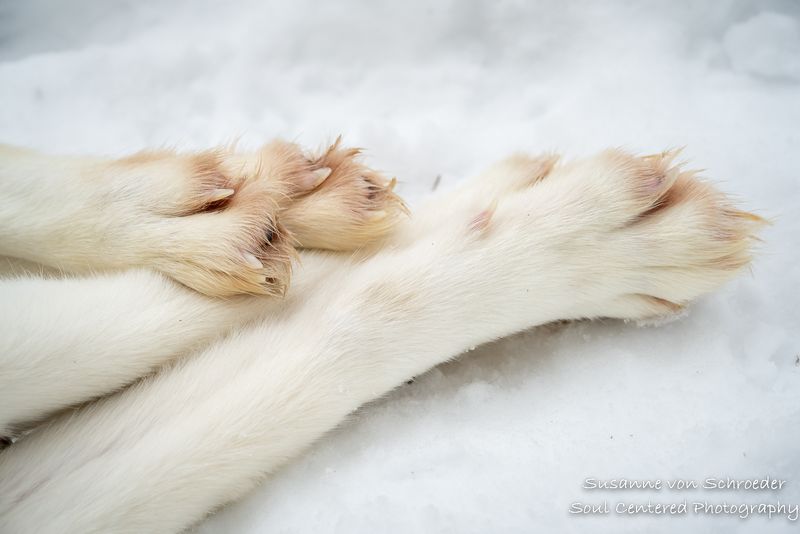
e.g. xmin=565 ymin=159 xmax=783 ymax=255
xmin=0 ymin=140 xmax=402 ymax=297
xmin=0 ymin=144 xmax=761 ymax=533
xmin=0 ymin=139 xmax=404 ymax=436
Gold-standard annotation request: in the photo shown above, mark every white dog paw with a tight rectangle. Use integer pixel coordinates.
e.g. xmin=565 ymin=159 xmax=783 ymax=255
xmin=467 ymin=149 xmax=764 ymax=321
xmin=280 ymin=137 xmax=407 ymax=251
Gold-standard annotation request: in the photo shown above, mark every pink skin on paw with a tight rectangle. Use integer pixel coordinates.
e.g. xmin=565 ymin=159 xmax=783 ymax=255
xmin=651 ymin=166 xmax=680 ymax=192
xmin=469 ymin=208 xmax=495 ymax=232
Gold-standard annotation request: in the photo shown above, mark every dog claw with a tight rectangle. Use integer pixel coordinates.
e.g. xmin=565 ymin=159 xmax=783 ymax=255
xmin=207 ymin=188 xmax=235 ymax=202
xmin=301 ymin=167 xmax=332 ymax=190
xmin=241 ymin=251 xmax=263 ymax=269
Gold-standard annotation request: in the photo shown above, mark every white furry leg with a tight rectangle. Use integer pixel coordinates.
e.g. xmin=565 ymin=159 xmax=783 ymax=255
xmin=0 ymin=149 xmax=762 ymax=533
xmin=0 ymin=140 xmax=404 ymax=434
xmin=0 ymin=249 xmax=366 ymax=437
xmin=0 ymin=270 xmax=268 ymax=436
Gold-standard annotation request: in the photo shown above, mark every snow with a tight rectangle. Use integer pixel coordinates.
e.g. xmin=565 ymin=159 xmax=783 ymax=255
xmin=1 ymin=1 xmax=798 ymax=532
xmin=724 ymin=11 xmax=800 ymax=80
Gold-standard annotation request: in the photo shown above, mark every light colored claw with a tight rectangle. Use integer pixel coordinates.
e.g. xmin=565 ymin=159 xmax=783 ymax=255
xmin=367 ymin=210 xmax=387 ymax=221
xmin=241 ymin=251 xmax=263 ymax=269
xmin=302 ymin=167 xmax=332 ymax=190
xmin=664 ymin=165 xmax=681 ymax=187
xmin=207 ymin=188 xmax=235 ymax=202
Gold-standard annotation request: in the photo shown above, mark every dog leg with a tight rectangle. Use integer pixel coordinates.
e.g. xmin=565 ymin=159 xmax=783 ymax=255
xmin=0 ymin=149 xmax=762 ymax=533
xmin=0 ymin=141 xmax=404 ymax=434
xmin=0 ymin=270 xmax=266 ymax=436
xmin=0 ymin=140 xmax=403 ymax=297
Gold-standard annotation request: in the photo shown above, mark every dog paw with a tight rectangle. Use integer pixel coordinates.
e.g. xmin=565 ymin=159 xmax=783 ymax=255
xmin=279 ymin=137 xmax=407 ymax=250
xmin=470 ymin=149 xmax=764 ymax=321
xmin=147 ymin=146 xmax=302 ymax=297
xmin=608 ymin=152 xmax=765 ymax=318
xmin=579 ymin=150 xmax=762 ymax=319
xmin=125 ymin=139 xmax=407 ymax=297
xmin=131 ymin=141 xmax=335 ymax=297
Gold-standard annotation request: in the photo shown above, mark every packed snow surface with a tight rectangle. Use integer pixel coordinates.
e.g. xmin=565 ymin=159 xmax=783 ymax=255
xmin=1 ymin=1 xmax=798 ymax=532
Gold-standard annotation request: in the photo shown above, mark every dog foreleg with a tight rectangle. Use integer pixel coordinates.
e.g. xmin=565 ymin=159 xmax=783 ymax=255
xmin=0 ymin=140 xmax=402 ymax=297
xmin=0 ymin=149 xmax=762 ymax=533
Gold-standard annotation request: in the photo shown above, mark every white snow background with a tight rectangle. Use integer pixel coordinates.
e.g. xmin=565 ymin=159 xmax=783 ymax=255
xmin=1 ymin=1 xmax=799 ymax=532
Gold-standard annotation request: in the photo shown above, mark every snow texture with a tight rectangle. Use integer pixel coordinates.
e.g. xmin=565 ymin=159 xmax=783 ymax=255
xmin=1 ymin=1 xmax=798 ymax=532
